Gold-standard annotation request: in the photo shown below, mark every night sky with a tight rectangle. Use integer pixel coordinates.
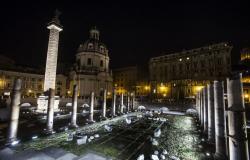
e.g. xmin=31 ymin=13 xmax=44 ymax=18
xmin=0 ymin=1 xmax=249 ymax=69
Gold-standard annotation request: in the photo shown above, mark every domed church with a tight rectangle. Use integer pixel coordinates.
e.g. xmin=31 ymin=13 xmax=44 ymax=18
xmin=70 ymin=27 xmax=113 ymax=98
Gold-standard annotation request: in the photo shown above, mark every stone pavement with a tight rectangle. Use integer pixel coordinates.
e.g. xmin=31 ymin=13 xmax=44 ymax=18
xmin=0 ymin=147 xmax=111 ymax=160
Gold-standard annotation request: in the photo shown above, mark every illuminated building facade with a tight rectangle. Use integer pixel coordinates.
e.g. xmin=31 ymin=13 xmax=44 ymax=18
xmin=149 ymin=42 xmax=232 ymax=99
xmin=0 ymin=69 xmax=67 ymax=97
xmin=113 ymin=66 xmax=137 ymax=95
xmin=241 ymin=48 xmax=250 ymax=62
xmin=242 ymin=76 xmax=250 ymax=103
xmin=113 ymin=66 xmax=149 ymax=96
xmin=241 ymin=48 xmax=250 ymax=103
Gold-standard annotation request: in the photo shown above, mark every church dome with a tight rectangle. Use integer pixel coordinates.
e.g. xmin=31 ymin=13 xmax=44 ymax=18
xmin=77 ymin=27 xmax=108 ymax=55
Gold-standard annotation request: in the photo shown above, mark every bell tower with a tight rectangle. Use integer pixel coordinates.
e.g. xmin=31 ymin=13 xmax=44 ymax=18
xmin=89 ymin=26 xmax=100 ymax=40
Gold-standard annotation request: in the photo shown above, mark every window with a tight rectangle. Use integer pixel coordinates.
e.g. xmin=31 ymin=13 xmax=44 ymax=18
xmin=100 ymin=46 xmax=104 ymax=52
xmin=87 ymin=58 xmax=92 ymax=65
xmin=217 ymin=58 xmax=222 ymax=65
xmin=57 ymin=81 xmax=62 ymax=85
xmin=88 ymin=43 xmax=93 ymax=49
xmin=227 ymin=57 xmax=230 ymax=64
xmin=100 ymin=60 xmax=103 ymax=67
xmin=179 ymin=64 xmax=183 ymax=72
xmin=244 ymin=89 xmax=248 ymax=93
xmin=172 ymin=65 xmax=175 ymax=72
xmin=186 ymin=63 xmax=190 ymax=70
xmin=193 ymin=62 xmax=197 ymax=68
xmin=38 ymin=85 xmax=42 ymax=90
xmin=77 ymin=59 xmax=81 ymax=67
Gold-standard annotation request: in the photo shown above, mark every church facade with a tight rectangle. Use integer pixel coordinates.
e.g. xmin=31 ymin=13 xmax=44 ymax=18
xmin=69 ymin=27 xmax=113 ymax=98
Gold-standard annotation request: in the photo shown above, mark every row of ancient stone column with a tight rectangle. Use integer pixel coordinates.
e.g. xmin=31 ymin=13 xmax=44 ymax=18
xmin=196 ymin=73 xmax=249 ymax=160
xmin=6 ymin=82 xmax=135 ymax=144
xmin=6 ymin=80 xmax=57 ymax=144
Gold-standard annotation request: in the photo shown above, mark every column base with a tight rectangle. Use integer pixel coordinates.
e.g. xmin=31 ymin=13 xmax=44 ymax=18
xmin=36 ymin=95 xmax=60 ymax=113
xmin=69 ymin=124 xmax=78 ymax=128
xmin=6 ymin=138 xmax=20 ymax=146
xmin=43 ymin=129 xmax=55 ymax=135
xmin=87 ymin=119 xmax=95 ymax=123
xmin=100 ymin=116 xmax=107 ymax=121
xmin=207 ymin=138 xmax=215 ymax=145
xmin=214 ymin=152 xmax=227 ymax=160
xmin=203 ymin=130 xmax=208 ymax=136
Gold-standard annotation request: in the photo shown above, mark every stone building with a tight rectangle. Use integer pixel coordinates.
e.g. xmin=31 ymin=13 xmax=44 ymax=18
xmin=113 ymin=66 xmax=137 ymax=95
xmin=241 ymin=48 xmax=250 ymax=63
xmin=149 ymin=42 xmax=232 ymax=100
xmin=113 ymin=66 xmax=149 ymax=97
xmin=0 ymin=69 xmax=67 ymax=97
xmin=70 ymin=27 xmax=113 ymax=98
xmin=240 ymin=48 xmax=250 ymax=103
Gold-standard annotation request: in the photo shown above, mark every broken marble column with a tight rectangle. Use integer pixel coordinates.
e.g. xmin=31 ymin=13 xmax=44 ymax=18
xmin=227 ymin=73 xmax=249 ymax=160
xmin=89 ymin=92 xmax=94 ymax=122
xmin=199 ymin=91 xmax=202 ymax=122
xmin=46 ymin=88 xmax=55 ymax=133
xmin=203 ymin=87 xmax=208 ymax=135
xmin=7 ymin=79 xmax=22 ymax=143
xmin=196 ymin=93 xmax=198 ymax=112
xmin=200 ymin=90 xmax=204 ymax=127
xmin=207 ymin=84 xmax=215 ymax=143
xmin=70 ymin=85 xmax=78 ymax=127
xmin=196 ymin=92 xmax=200 ymax=120
xmin=111 ymin=90 xmax=116 ymax=116
xmin=127 ymin=93 xmax=130 ymax=112
xmin=102 ymin=90 xmax=107 ymax=118
xmin=120 ymin=93 xmax=124 ymax=113
xmin=131 ymin=94 xmax=135 ymax=111
xmin=214 ymin=81 xmax=227 ymax=160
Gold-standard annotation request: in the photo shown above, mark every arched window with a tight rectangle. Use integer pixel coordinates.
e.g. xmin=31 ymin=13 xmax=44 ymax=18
xmin=77 ymin=59 xmax=81 ymax=67
xmin=100 ymin=60 xmax=103 ymax=67
xmin=88 ymin=43 xmax=93 ymax=49
xmin=87 ymin=58 xmax=92 ymax=65
xmin=100 ymin=46 xmax=104 ymax=52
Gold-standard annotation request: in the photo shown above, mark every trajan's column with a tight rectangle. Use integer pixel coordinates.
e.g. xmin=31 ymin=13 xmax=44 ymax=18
xmin=44 ymin=10 xmax=63 ymax=91
xmin=37 ymin=10 xmax=62 ymax=112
